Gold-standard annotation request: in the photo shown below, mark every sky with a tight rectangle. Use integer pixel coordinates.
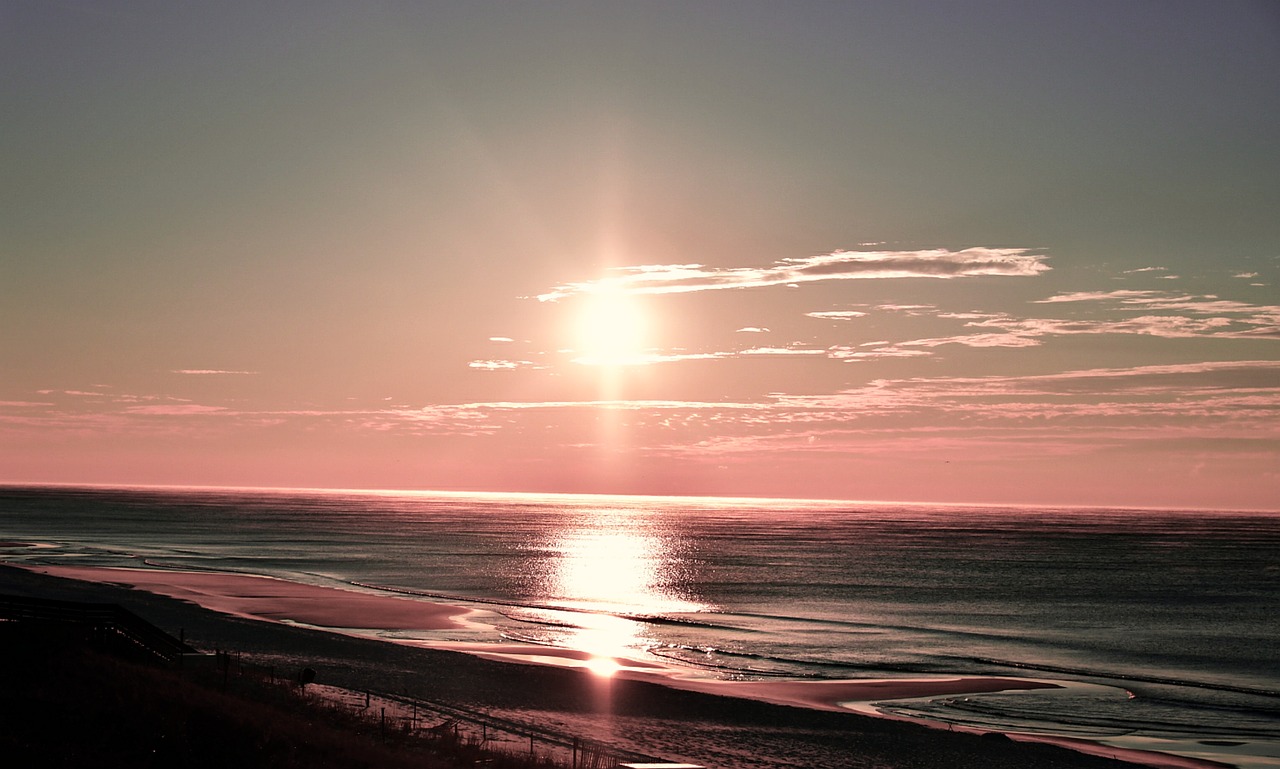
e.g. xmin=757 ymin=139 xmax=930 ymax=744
xmin=3 ymin=1 xmax=1279 ymax=508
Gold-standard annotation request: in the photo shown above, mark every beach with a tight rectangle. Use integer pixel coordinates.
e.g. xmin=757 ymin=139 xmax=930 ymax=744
xmin=1 ymin=562 xmax=1215 ymax=769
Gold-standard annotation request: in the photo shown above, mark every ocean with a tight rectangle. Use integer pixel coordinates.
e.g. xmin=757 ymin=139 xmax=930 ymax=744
xmin=2 ymin=485 xmax=1277 ymax=767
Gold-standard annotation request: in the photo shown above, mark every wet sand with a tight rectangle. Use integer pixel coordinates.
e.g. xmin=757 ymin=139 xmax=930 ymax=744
xmin=29 ymin=564 xmax=468 ymax=631
xmin=24 ymin=565 xmax=1063 ymax=709
xmin=0 ymin=563 xmax=1216 ymax=769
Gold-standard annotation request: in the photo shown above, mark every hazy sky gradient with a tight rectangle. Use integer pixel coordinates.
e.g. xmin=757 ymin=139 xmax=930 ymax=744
xmin=3 ymin=1 xmax=1278 ymax=507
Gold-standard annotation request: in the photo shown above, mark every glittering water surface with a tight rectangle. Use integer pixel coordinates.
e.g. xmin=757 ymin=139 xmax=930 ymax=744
xmin=2 ymin=486 xmax=1278 ymax=766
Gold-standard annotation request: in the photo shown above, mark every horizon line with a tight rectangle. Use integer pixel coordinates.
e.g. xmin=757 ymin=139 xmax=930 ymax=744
xmin=1 ymin=480 xmax=1276 ymax=515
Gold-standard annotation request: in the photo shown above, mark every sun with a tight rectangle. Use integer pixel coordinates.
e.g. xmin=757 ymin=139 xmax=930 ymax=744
xmin=572 ymin=289 xmax=650 ymax=365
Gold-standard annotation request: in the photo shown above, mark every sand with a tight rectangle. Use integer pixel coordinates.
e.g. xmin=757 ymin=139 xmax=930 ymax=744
xmin=20 ymin=565 xmax=1064 ymax=710
xmin=29 ymin=564 xmax=468 ymax=631
xmin=0 ymin=563 xmax=1224 ymax=769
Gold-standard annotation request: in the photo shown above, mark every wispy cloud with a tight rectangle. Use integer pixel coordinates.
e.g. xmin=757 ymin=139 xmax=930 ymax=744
xmin=1025 ymin=290 xmax=1280 ymax=339
xmin=36 ymin=389 xmax=106 ymax=397
xmin=740 ymin=347 xmax=827 ymax=357
xmin=9 ymin=362 xmax=1276 ymax=472
xmin=469 ymin=359 xmax=539 ymax=371
xmin=568 ymin=345 xmax=833 ymax=366
xmin=828 ymin=347 xmax=933 ymax=361
xmin=1035 ymin=290 xmax=1159 ymax=304
xmin=537 ymin=248 xmax=1049 ymax=301
xmin=806 ymin=311 xmax=867 ymax=320
xmin=171 ymin=369 xmax=257 ymax=375
xmin=124 ymin=404 xmax=228 ymax=415
xmin=673 ymin=361 xmax=1280 ymax=456
xmin=876 ymin=303 xmax=937 ymax=314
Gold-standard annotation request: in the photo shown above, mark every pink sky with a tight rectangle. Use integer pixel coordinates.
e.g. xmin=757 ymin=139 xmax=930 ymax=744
xmin=3 ymin=3 xmax=1278 ymax=509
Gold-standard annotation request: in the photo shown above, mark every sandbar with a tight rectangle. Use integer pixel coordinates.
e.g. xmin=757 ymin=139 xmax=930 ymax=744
xmin=23 ymin=565 xmax=468 ymax=631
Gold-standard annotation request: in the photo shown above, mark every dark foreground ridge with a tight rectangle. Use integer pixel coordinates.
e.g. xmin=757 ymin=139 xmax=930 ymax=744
xmin=0 ymin=565 xmax=1139 ymax=769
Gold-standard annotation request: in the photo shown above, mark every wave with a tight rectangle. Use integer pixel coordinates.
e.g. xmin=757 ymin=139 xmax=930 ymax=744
xmin=971 ymin=657 xmax=1280 ymax=700
xmin=888 ymin=688 xmax=1280 ymax=742
xmin=347 ymin=580 xmax=740 ymax=631
xmin=645 ymin=642 xmax=950 ymax=680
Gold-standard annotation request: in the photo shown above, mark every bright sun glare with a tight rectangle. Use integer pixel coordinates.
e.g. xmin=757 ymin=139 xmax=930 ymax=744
xmin=547 ymin=513 xmax=708 ymax=671
xmin=573 ymin=289 xmax=650 ymax=365
xmin=584 ymin=655 xmax=622 ymax=678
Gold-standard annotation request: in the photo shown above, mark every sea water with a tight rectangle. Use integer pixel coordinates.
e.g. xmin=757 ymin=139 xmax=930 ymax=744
xmin=1 ymin=485 xmax=1278 ymax=767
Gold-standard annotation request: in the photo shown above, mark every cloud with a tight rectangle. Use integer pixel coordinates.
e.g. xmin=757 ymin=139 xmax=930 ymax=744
xmin=171 ymin=369 xmax=257 ymax=375
xmin=537 ymin=247 xmax=1049 ymax=301
xmin=1035 ymin=290 xmax=1158 ymax=304
xmin=937 ymin=311 xmax=1004 ymax=320
xmin=739 ymin=347 xmax=827 ymax=356
xmin=899 ymin=332 xmax=1043 ymax=349
xmin=1023 ymin=291 xmax=1280 ymax=339
xmin=828 ymin=347 xmax=933 ymax=361
xmin=969 ymin=315 xmax=1238 ymax=339
xmin=39 ymin=389 xmax=106 ymax=397
xmin=1123 ymin=266 xmax=1168 ymax=274
xmin=488 ymin=337 xmax=514 ymax=343
xmin=469 ymin=359 xmax=538 ymax=371
xmin=806 ymin=311 xmax=867 ymax=320
xmin=124 ymin=404 xmax=228 ymax=415
xmin=569 ymin=343 xmax=840 ymax=367
xmin=1235 ymin=272 xmax=1260 ymax=279
xmin=876 ymin=304 xmax=937 ymax=314
xmin=735 ymin=327 xmax=770 ymax=333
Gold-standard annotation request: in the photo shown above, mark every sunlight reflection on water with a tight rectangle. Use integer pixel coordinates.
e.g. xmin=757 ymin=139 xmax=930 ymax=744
xmin=531 ymin=506 xmax=710 ymax=661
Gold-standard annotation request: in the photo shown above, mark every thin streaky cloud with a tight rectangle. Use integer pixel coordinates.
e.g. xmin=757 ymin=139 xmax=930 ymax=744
xmin=1019 ymin=291 xmax=1280 ymax=338
xmin=537 ymin=248 xmax=1049 ymax=301
xmin=806 ymin=311 xmax=867 ymax=320
xmin=937 ymin=311 xmax=1004 ymax=320
xmin=1035 ymin=290 xmax=1159 ymax=304
xmin=876 ymin=304 xmax=936 ymax=313
xmin=898 ymin=332 xmax=1043 ymax=349
xmin=1235 ymin=272 xmax=1260 ymax=279
xmin=442 ymin=398 xmax=772 ymax=413
xmin=469 ymin=359 xmax=537 ymax=370
xmin=735 ymin=327 xmax=770 ymax=333
xmin=38 ymin=389 xmax=107 ymax=397
xmin=969 ymin=315 xmax=1275 ymax=340
xmin=829 ymin=347 xmax=932 ymax=361
xmin=740 ymin=347 xmax=827 ymax=356
xmin=171 ymin=369 xmax=257 ymax=375
xmin=124 ymin=404 xmax=228 ymax=415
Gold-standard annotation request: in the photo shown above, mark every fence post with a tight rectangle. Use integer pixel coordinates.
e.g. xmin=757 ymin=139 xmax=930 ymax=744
xmin=573 ymin=737 xmax=579 ymax=768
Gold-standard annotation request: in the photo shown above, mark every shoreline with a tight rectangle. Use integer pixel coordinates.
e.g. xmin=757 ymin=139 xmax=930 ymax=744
xmin=23 ymin=563 xmax=471 ymax=632
xmin=3 ymin=561 xmax=1235 ymax=769
xmin=18 ymin=563 xmax=1069 ymax=709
